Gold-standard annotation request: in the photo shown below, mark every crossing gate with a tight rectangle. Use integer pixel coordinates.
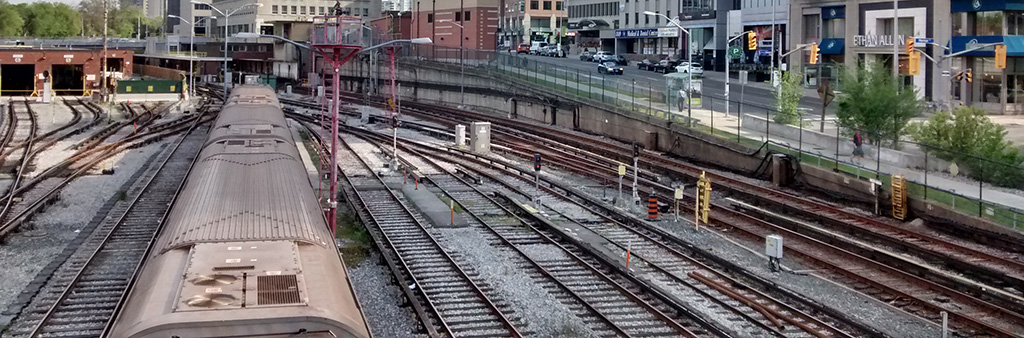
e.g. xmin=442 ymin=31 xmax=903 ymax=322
xmin=892 ymin=174 xmax=907 ymax=220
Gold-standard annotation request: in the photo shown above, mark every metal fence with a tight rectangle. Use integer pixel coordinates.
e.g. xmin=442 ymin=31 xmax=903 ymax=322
xmin=387 ymin=45 xmax=1024 ymax=231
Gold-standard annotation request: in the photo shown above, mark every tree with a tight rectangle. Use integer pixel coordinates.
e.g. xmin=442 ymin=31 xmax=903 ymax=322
xmin=836 ymin=61 xmax=922 ymax=148
xmin=0 ymin=1 xmax=23 ymax=37
xmin=909 ymin=106 xmax=1024 ymax=187
xmin=774 ymin=70 xmax=804 ymax=125
xmin=17 ymin=2 xmax=80 ymax=37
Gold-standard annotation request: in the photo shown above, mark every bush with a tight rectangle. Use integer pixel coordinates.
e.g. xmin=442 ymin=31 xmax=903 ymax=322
xmin=773 ymin=71 xmax=804 ymax=125
xmin=908 ymin=106 xmax=1024 ymax=188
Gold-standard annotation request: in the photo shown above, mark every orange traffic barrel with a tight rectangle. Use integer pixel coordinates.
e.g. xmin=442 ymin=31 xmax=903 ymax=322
xmin=648 ymin=192 xmax=658 ymax=219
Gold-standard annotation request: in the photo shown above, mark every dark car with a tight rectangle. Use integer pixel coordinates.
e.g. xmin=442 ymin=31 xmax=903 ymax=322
xmin=637 ymin=59 xmax=656 ymax=71
xmin=653 ymin=59 xmax=679 ymax=73
xmin=598 ymin=62 xmax=624 ymax=75
xmin=579 ymin=51 xmax=594 ymax=61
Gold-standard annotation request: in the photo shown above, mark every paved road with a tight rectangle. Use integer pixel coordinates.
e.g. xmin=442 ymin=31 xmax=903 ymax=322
xmin=513 ymin=53 xmax=836 ymax=116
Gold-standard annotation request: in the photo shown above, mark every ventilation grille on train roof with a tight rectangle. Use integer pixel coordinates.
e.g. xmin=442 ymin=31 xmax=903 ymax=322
xmin=257 ymin=275 xmax=301 ymax=305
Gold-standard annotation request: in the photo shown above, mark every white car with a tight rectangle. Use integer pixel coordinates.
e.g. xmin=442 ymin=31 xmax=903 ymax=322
xmin=592 ymin=51 xmax=611 ymax=62
xmin=675 ymin=62 xmax=704 ymax=76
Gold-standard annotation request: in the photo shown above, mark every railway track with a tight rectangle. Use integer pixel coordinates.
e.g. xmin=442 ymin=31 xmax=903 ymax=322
xmin=2 ymin=107 xmax=212 ymax=338
xmin=327 ymin=122 xmax=717 ymax=337
xmin=300 ymin=122 xmax=524 ymax=338
xmin=287 ymin=93 xmax=1024 ymax=337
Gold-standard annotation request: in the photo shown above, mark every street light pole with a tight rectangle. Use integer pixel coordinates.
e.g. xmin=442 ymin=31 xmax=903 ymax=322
xmin=441 ymin=19 xmax=465 ymax=106
xmin=169 ymin=15 xmax=216 ymax=100
xmin=646 ymin=11 xmax=691 ymax=126
xmin=195 ymin=1 xmax=262 ymax=99
xmin=725 ymin=31 xmax=754 ymax=118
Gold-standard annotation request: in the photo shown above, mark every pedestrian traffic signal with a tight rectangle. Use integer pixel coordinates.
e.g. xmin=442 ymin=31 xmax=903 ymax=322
xmin=905 ymin=38 xmax=914 ymax=55
xmin=747 ymin=32 xmax=757 ymax=50
xmin=534 ymin=153 xmax=542 ymax=171
xmin=908 ymin=51 xmax=920 ymax=76
xmin=996 ymin=45 xmax=1007 ymax=69
xmin=809 ymin=44 xmax=819 ymax=65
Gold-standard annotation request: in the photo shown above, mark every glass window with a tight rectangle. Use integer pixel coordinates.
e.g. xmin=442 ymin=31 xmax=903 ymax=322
xmin=953 ymin=12 xmax=964 ymax=36
xmin=543 ymin=1 xmax=551 ymax=10
xmin=455 ymin=12 xmax=461 ymax=21
xmin=465 ymin=11 xmax=471 ymax=21
xmin=363 ymin=8 xmax=368 ymax=16
xmin=556 ymin=1 xmax=563 ymax=10
xmin=823 ymin=18 xmax=843 ymax=39
xmin=320 ymin=7 xmax=325 ymax=15
xmin=291 ymin=6 xmax=297 ymax=14
xmin=976 ymin=57 xmax=1002 ymax=103
xmin=1008 ymin=11 xmax=1024 ymax=35
xmin=300 ymin=6 xmax=306 ymax=14
xmin=972 ymin=11 xmax=1003 ymax=35
xmin=531 ymin=1 xmax=538 ymax=9
xmin=272 ymin=5 xmax=278 ymax=14
xmin=625 ymin=13 xmax=629 ymax=25
xmin=427 ymin=13 xmax=433 ymax=22
xmin=803 ymin=14 xmax=819 ymax=43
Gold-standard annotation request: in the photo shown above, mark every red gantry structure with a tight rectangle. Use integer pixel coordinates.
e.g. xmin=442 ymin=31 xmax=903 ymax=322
xmin=311 ymin=15 xmax=363 ymax=234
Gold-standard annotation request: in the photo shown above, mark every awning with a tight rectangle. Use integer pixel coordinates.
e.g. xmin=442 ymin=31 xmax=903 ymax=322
xmin=951 ymin=35 xmax=1024 ymax=56
xmin=819 ymin=38 xmax=844 ymax=55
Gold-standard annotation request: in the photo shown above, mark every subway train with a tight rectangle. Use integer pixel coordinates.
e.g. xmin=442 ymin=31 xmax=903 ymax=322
xmin=110 ymin=86 xmax=371 ymax=338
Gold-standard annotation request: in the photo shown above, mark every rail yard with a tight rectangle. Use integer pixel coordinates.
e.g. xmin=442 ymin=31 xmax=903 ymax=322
xmin=0 ymin=85 xmax=1019 ymax=338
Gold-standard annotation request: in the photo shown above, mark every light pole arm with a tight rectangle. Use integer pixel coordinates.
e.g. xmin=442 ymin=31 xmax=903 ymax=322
xmin=727 ymin=31 xmax=755 ymax=43
xmin=780 ymin=43 xmax=812 ymax=58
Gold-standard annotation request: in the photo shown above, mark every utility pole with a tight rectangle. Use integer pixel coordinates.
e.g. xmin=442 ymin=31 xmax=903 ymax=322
xmin=101 ymin=0 xmax=108 ymax=102
xmin=893 ymin=0 xmax=899 ymax=78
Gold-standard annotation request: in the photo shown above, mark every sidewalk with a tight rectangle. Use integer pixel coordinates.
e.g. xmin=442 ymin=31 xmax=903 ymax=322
xmin=496 ymin=61 xmax=1024 ymax=220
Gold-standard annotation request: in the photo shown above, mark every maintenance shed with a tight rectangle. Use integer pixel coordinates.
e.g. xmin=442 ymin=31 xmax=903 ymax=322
xmin=0 ymin=48 xmax=133 ymax=96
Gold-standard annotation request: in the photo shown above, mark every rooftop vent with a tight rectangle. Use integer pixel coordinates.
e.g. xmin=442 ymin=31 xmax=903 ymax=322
xmin=190 ymin=274 xmax=238 ymax=286
xmin=185 ymin=293 xmax=237 ymax=308
xmin=257 ymin=275 xmax=301 ymax=305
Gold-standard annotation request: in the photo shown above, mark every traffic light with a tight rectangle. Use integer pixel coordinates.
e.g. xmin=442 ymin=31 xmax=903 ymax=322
xmin=996 ymin=45 xmax=1007 ymax=69
xmin=809 ymin=44 xmax=819 ymax=65
xmin=632 ymin=143 xmax=641 ymax=158
xmin=966 ymin=69 xmax=973 ymax=83
xmin=747 ymin=32 xmax=757 ymax=51
xmin=908 ymin=51 xmax=920 ymax=76
xmin=956 ymin=71 xmax=964 ymax=82
xmin=533 ymin=153 xmax=541 ymax=171
xmin=905 ymin=38 xmax=914 ymax=55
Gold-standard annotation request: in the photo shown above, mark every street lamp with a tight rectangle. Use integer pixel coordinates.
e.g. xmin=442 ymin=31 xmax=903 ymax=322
xmin=192 ymin=0 xmax=263 ymax=99
xmin=645 ymin=11 xmax=693 ymax=126
xmin=725 ymin=30 xmax=754 ymax=118
xmin=168 ymin=14 xmax=216 ymax=100
xmin=439 ymin=19 xmax=465 ymax=106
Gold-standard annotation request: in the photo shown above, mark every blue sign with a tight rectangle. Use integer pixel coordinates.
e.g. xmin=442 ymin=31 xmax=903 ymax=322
xmin=951 ymin=35 xmax=1024 ymax=56
xmin=821 ymin=6 xmax=845 ymax=19
xmin=915 ymin=38 xmax=934 ymax=44
xmin=615 ymin=29 xmax=658 ymax=39
xmin=951 ymin=0 xmax=1024 ymax=12
xmin=819 ymin=38 xmax=845 ymax=55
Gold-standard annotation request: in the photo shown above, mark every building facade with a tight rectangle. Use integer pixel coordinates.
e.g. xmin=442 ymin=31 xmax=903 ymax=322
xmin=498 ymin=0 xmax=568 ymax=48
xmin=565 ymin=0 xmax=618 ymax=52
xmin=414 ymin=0 xmax=502 ymax=50
xmin=615 ymin=0 xmax=682 ymax=58
xmin=788 ymin=0 xmax=951 ymax=103
xmin=949 ymin=0 xmax=1024 ymax=114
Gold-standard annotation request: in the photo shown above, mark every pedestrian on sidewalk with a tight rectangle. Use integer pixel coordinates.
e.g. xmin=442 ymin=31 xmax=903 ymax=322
xmin=678 ymin=87 xmax=686 ymax=112
xmin=852 ymin=130 xmax=865 ymax=162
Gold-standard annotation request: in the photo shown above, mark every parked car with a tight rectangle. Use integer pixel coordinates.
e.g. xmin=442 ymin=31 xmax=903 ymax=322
xmin=517 ymin=43 xmax=530 ymax=54
xmin=529 ymin=41 xmax=548 ymax=54
xmin=579 ymin=51 xmax=594 ymax=61
xmin=675 ymin=62 xmax=704 ymax=76
xmin=637 ymin=59 xmax=656 ymax=71
xmin=653 ymin=59 xmax=678 ymax=73
xmin=608 ymin=55 xmax=628 ymax=66
xmin=598 ymin=62 xmax=624 ymax=75
xmin=592 ymin=51 xmax=611 ymax=62
xmin=543 ymin=45 xmax=561 ymax=56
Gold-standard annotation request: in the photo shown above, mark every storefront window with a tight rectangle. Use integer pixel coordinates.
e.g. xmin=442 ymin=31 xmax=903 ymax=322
xmin=803 ymin=14 xmax=819 ymax=43
xmin=1007 ymin=11 xmax=1024 ymax=35
xmin=1007 ymin=59 xmax=1024 ymax=104
xmin=975 ymin=57 xmax=1002 ymax=103
xmin=972 ymin=11 xmax=1003 ymax=35
xmin=823 ymin=18 xmax=844 ymax=39
xmin=953 ymin=13 xmax=964 ymax=36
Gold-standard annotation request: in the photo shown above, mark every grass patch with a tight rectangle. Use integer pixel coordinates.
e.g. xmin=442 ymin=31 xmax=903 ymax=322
xmin=436 ymin=194 xmax=464 ymax=213
xmin=336 ymin=206 xmax=371 ymax=266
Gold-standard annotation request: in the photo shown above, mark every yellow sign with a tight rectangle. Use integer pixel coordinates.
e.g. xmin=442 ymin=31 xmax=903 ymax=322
xmin=674 ymin=187 xmax=683 ymax=200
xmin=618 ymin=164 xmax=626 ymax=177
xmin=147 ymin=85 xmax=154 ymax=92
xmin=126 ymin=86 xmax=132 ymax=92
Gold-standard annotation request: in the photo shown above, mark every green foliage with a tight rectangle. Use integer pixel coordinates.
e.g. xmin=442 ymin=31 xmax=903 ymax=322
xmin=908 ymin=106 xmax=1024 ymax=188
xmin=836 ymin=61 xmax=922 ymax=148
xmin=774 ymin=70 xmax=804 ymax=125
xmin=80 ymin=0 xmax=153 ymax=38
xmin=16 ymin=2 xmax=80 ymax=37
xmin=0 ymin=1 xmax=24 ymax=37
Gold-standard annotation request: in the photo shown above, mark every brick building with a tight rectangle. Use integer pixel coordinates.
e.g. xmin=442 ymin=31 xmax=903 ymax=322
xmin=0 ymin=48 xmax=133 ymax=96
xmin=414 ymin=0 xmax=501 ymax=50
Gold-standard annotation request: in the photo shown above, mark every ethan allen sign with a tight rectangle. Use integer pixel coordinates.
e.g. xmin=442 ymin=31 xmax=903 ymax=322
xmin=852 ymin=35 xmax=907 ymax=47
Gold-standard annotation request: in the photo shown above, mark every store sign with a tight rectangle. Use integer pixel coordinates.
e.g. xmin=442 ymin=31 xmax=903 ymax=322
xmin=852 ymin=35 xmax=907 ymax=47
xmin=658 ymin=28 xmax=679 ymax=37
xmin=615 ymin=28 xmax=679 ymax=38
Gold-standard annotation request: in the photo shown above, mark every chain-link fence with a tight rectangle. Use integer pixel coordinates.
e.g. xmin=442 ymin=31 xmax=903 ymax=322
xmin=386 ymin=45 xmax=1024 ymax=230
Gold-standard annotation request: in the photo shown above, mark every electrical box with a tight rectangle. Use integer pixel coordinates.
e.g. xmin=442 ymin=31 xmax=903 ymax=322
xmin=765 ymin=235 xmax=783 ymax=259
xmin=470 ymin=122 xmax=491 ymax=153
xmin=455 ymin=124 xmax=466 ymax=148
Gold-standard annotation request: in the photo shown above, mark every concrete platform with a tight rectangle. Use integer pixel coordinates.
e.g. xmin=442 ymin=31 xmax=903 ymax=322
xmin=400 ymin=183 xmax=469 ymax=228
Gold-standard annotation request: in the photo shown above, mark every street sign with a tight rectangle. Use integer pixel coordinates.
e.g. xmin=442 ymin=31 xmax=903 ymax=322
xmin=739 ymin=71 xmax=748 ymax=84
xmin=817 ymin=81 xmax=835 ymax=107
xmin=942 ymin=71 xmax=951 ymax=77
xmin=729 ymin=46 xmax=742 ymax=58
xmin=914 ymin=37 xmax=934 ymax=44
